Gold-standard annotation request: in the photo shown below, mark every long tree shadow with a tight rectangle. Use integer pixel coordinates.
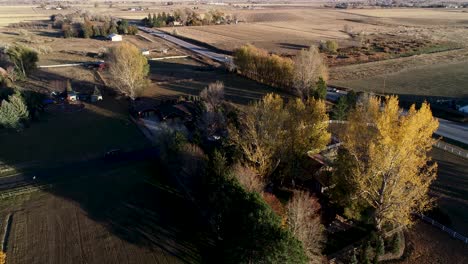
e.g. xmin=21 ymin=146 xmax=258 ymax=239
xmin=0 ymin=67 xmax=217 ymax=263
xmin=44 ymin=161 xmax=215 ymax=263
xmin=150 ymin=59 xmax=291 ymax=105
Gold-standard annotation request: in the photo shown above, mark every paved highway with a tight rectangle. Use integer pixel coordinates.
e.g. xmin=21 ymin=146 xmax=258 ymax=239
xmin=138 ymin=26 xmax=232 ymax=64
xmin=436 ymin=118 xmax=468 ymax=145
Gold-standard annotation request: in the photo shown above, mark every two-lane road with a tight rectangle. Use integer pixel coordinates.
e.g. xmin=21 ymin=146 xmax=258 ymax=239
xmin=436 ymin=118 xmax=468 ymax=145
xmin=138 ymin=26 xmax=232 ymax=64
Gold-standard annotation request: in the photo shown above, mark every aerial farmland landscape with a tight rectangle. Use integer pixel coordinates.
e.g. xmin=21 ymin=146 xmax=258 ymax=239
xmin=0 ymin=0 xmax=467 ymax=263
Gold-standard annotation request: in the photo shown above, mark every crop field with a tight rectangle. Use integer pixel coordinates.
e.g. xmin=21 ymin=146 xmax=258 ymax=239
xmin=0 ymin=161 xmax=214 ymax=264
xmin=160 ymin=9 xmax=385 ymax=55
xmin=159 ymin=8 xmax=468 ymax=54
xmin=331 ymin=60 xmax=468 ymax=98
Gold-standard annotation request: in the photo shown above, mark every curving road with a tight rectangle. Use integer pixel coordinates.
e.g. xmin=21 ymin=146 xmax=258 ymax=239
xmin=138 ymin=26 xmax=232 ymax=64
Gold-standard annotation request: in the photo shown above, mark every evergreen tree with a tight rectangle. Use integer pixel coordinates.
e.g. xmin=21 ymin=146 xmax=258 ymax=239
xmin=312 ymin=77 xmax=327 ymax=100
xmin=332 ymin=96 xmax=348 ymax=120
xmin=0 ymin=91 xmax=29 ymax=129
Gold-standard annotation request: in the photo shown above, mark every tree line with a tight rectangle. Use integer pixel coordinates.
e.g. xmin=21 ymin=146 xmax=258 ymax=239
xmin=142 ymin=8 xmax=233 ymax=28
xmin=61 ymin=19 xmax=137 ymax=39
xmin=51 ymin=13 xmax=137 ymax=38
xmin=233 ymin=44 xmax=328 ymax=99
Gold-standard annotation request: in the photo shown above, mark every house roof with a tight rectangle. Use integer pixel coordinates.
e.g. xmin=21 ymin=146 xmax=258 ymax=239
xmin=108 ymin=33 xmax=121 ymax=38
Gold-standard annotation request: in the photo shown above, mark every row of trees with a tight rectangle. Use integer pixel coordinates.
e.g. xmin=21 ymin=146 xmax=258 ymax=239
xmin=233 ymin=44 xmax=294 ymax=90
xmin=62 ymin=19 xmax=137 ymax=39
xmin=233 ymin=44 xmax=329 ymax=98
xmin=142 ymin=9 xmax=230 ymax=28
xmin=229 ymin=93 xmax=330 ymax=179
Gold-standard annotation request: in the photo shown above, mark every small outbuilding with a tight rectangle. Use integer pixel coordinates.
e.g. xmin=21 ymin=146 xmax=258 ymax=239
xmin=108 ymin=33 xmax=122 ymax=42
xmin=141 ymin=49 xmax=150 ymax=56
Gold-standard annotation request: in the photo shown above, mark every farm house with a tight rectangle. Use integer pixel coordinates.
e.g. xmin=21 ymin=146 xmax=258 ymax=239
xmin=107 ymin=33 xmax=122 ymax=42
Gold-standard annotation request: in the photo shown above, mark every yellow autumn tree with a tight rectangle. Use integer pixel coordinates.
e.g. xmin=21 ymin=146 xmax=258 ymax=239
xmin=336 ymin=95 xmax=439 ymax=231
xmin=0 ymin=252 xmax=5 ymax=264
xmin=107 ymin=42 xmax=150 ymax=100
xmin=229 ymin=93 xmax=287 ymax=177
xmin=229 ymin=94 xmax=330 ymax=179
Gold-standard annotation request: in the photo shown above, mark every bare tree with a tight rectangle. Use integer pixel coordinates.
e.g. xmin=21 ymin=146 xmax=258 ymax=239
xmin=232 ymin=163 xmax=264 ymax=193
xmin=287 ymin=191 xmax=324 ymax=263
xmin=293 ymin=46 xmax=328 ymax=99
xmin=200 ymin=81 xmax=224 ymax=111
xmin=107 ymin=43 xmax=150 ymax=100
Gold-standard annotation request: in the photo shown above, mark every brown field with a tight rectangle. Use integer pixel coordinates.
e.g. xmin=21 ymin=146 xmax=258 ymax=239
xmin=0 ymin=161 xmax=214 ymax=264
xmin=159 ymin=8 xmax=468 ymax=55
xmin=388 ymin=222 xmax=468 ymax=264
xmin=142 ymin=57 xmax=288 ymax=105
xmin=331 ymin=59 xmax=468 ymax=98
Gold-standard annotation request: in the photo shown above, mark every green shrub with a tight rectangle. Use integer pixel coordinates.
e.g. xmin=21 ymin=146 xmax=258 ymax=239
xmin=205 ymin=151 xmax=308 ymax=264
xmin=391 ymin=232 xmax=401 ymax=254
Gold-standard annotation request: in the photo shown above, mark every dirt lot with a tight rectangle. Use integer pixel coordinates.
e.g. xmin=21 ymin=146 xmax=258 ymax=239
xmin=389 ymin=222 xmax=468 ymax=264
xmin=0 ymin=161 xmax=214 ymax=264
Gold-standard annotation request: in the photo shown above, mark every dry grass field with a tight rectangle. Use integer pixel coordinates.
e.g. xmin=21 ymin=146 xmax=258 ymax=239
xmin=331 ymin=60 xmax=468 ymax=98
xmin=142 ymin=57 xmax=288 ymax=105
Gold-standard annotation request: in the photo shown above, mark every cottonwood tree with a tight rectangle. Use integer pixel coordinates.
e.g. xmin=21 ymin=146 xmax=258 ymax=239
xmin=6 ymin=45 xmax=38 ymax=78
xmin=229 ymin=94 xmax=330 ymax=179
xmin=283 ymin=97 xmax=330 ymax=178
xmin=287 ymin=191 xmax=324 ymax=263
xmin=198 ymin=81 xmax=226 ymax=139
xmin=107 ymin=43 xmax=150 ymax=100
xmin=293 ymin=46 xmax=328 ymax=99
xmin=200 ymin=81 xmax=224 ymax=111
xmin=229 ymin=93 xmax=287 ymax=177
xmin=335 ymin=95 xmax=438 ymax=231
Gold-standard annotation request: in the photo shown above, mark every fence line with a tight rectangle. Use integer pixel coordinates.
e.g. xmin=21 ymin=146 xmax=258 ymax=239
xmin=416 ymin=213 xmax=468 ymax=244
xmin=432 ymin=141 xmax=468 ymax=159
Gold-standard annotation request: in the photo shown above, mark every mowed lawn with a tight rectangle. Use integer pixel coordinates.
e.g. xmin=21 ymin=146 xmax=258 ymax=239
xmin=331 ymin=61 xmax=468 ymax=98
xmin=0 ymin=98 xmax=148 ymax=166
xmin=0 ymin=161 xmax=215 ymax=264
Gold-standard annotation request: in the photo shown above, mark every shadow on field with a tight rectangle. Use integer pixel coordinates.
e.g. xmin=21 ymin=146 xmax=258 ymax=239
xmin=150 ymin=59 xmax=289 ymax=105
xmin=44 ymin=162 xmax=215 ymax=264
xmin=278 ymin=42 xmax=309 ymax=51
xmin=0 ymin=67 xmax=215 ymax=263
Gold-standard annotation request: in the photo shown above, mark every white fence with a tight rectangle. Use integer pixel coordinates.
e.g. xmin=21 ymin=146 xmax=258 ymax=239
xmin=416 ymin=213 xmax=468 ymax=244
